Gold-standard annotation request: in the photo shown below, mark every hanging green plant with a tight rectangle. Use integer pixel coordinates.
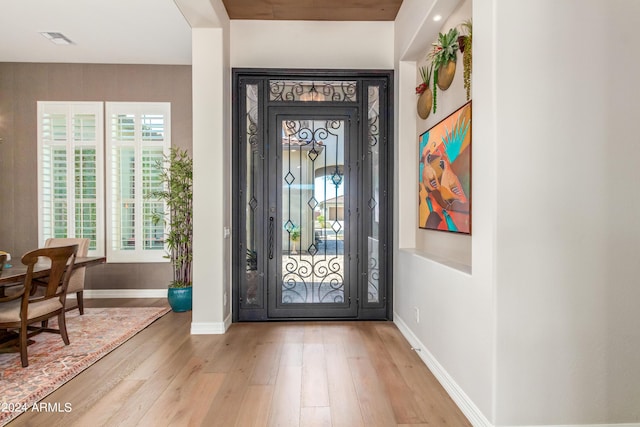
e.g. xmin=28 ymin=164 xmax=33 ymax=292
xmin=459 ymin=19 xmax=472 ymax=100
xmin=433 ymin=67 xmax=438 ymax=114
xmin=428 ymin=27 xmax=460 ymax=113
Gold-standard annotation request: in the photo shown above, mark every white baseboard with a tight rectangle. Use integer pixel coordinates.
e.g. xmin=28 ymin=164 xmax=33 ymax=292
xmin=515 ymin=425 xmax=640 ymax=427
xmin=224 ymin=312 xmax=232 ymax=331
xmin=190 ymin=313 xmax=231 ymax=335
xmin=84 ymin=289 xmax=167 ymax=299
xmin=86 ymin=289 xmax=231 ymax=335
xmin=393 ymin=312 xmax=492 ymax=427
xmin=393 ymin=314 xmax=640 ymax=427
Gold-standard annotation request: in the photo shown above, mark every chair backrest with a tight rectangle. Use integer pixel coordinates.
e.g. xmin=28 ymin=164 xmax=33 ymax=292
xmin=44 ymin=238 xmax=89 ymax=293
xmin=21 ymin=245 xmax=78 ymax=301
xmin=44 ymin=238 xmax=89 ymax=257
xmin=0 ymin=254 xmax=6 ymax=274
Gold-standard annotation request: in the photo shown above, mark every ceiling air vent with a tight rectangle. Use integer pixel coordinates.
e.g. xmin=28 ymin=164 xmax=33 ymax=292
xmin=40 ymin=32 xmax=74 ymax=45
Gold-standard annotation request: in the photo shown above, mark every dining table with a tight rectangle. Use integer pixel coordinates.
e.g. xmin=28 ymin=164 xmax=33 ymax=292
xmin=0 ymin=255 xmax=106 ymax=350
xmin=0 ymin=256 xmax=106 ymax=297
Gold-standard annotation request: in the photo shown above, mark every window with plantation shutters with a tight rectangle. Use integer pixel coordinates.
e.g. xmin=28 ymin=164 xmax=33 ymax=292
xmin=38 ymin=101 xmax=171 ymax=263
xmin=37 ymin=102 xmax=105 ymax=256
xmin=106 ymin=102 xmax=170 ymax=262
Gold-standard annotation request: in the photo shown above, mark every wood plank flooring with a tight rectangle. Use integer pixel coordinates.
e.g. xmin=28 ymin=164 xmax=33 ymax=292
xmin=8 ymin=299 xmax=471 ymax=427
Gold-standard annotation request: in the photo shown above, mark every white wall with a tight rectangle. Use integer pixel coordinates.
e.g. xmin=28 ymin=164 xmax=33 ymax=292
xmin=181 ymin=0 xmax=232 ymax=334
xmin=231 ymin=20 xmax=394 ymax=69
xmin=191 ymin=27 xmax=231 ymax=332
xmin=394 ymin=0 xmax=495 ymax=425
xmin=493 ymin=0 xmax=640 ymax=424
xmin=397 ymin=0 xmax=640 ymax=424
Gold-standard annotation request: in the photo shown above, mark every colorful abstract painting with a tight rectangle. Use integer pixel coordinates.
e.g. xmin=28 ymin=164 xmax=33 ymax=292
xmin=418 ymin=101 xmax=471 ymax=234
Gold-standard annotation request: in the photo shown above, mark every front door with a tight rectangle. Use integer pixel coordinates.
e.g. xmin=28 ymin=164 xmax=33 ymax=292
xmin=268 ymin=108 xmax=358 ymax=318
xmin=233 ymin=70 xmax=393 ymax=321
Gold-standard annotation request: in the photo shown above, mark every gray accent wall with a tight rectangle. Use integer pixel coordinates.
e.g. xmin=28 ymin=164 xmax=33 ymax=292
xmin=0 ymin=62 xmax=192 ymax=290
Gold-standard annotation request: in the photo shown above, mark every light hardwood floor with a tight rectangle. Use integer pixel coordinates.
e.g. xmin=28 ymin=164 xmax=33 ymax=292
xmin=9 ymin=299 xmax=471 ymax=427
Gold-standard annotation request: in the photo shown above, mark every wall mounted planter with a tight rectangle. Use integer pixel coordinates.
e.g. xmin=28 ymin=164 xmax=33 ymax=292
xmin=437 ymin=60 xmax=457 ymax=90
xmin=417 ymin=89 xmax=433 ymax=119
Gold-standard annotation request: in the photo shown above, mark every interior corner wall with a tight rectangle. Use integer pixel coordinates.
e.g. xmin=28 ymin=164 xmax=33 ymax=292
xmin=222 ymin=22 xmax=232 ymax=325
xmin=493 ymin=0 xmax=640 ymax=424
xmin=191 ymin=26 xmax=230 ymax=332
xmin=396 ymin=59 xmax=419 ymax=249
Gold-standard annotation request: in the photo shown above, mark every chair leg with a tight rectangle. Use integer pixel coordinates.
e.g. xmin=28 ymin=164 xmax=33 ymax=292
xmin=58 ymin=312 xmax=70 ymax=345
xmin=77 ymin=291 xmax=84 ymax=315
xmin=20 ymin=323 xmax=29 ymax=367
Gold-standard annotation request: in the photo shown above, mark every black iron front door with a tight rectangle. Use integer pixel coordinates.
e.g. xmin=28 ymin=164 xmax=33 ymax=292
xmin=267 ymin=107 xmax=358 ymax=318
xmin=234 ymin=71 xmax=392 ymax=321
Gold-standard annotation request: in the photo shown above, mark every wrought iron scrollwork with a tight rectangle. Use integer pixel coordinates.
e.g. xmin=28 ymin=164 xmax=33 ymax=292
xmin=281 ymin=118 xmax=346 ymax=304
xmin=269 ymin=80 xmax=358 ymax=102
xmin=282 ymin=256 xmax=344 ymax=303
xmin=367 ymin=256 xmax=380 ymax=302
xmin=367 ymin=85 xmax=381 ymax=303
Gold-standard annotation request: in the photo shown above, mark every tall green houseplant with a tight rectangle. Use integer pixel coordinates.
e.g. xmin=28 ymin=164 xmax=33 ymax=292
xmin=150 ymin=147 xmax=193 ymax=289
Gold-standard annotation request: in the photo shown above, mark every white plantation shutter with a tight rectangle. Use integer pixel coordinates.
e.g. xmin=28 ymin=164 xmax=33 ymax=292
xmin=38 ymin=102 xmax=105 ymax=256
xmin=106 ymin=103 xmax=170 ymax=262
xmin=142 ymin=148 xmax=165 ymax=250
xmin=75 ymin=147 xmax=99 ymax=247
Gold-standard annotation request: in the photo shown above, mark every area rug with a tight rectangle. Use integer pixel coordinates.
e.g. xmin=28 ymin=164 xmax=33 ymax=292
xmin=0 ymin=306 xmax=170 ymax=426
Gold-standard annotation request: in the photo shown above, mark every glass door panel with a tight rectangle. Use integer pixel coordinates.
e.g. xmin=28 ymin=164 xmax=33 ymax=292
xmin=269 ymin=110 xmax=357 ymax=318
xmin=281 ymin=119 xmax=345 ymax=304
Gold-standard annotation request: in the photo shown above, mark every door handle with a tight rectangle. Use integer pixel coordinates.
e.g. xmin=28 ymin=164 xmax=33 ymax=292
xmin=269 ymin=216 xmax=274 ymax=260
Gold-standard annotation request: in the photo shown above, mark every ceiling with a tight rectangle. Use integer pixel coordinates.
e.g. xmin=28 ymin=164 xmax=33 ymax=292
xmin=0 ymin=0 xmax=403 ymax=65
xmin=221 ymin=0 xmax=403 ymax=21
xmin=0 ymin=0 xmax=192 ymax=65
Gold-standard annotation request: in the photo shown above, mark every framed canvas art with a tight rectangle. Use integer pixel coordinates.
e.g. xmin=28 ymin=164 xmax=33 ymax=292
xmin=418 ymin=101 xmax=471 ymax=234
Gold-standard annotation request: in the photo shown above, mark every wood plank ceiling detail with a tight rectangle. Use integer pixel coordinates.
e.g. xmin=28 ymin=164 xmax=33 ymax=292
xmin=221 ymin=0 xmax=404 ymax=21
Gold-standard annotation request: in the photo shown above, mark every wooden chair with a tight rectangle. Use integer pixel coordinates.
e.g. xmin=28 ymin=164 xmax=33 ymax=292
xmin=0 ymin=244 xmax=78 ymax=367
xmin=44 ymin=238 xmax=89 ymax=314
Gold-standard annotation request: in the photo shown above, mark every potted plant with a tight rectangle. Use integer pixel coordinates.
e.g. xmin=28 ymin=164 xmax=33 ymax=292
xmin=290 ymin=226 xmax=301 ymax=254
xmin=428 ymin=27 xmax=460 ymax=112
xmin=317 ymin=214 xmax=326 ymax=229
xmin=149 ymin=147 xmax=193 ymax=312
xmin=458 ymin=19 xmax=473 ymax=100
xmin=416 ymin=64 xmax=433 ymax=119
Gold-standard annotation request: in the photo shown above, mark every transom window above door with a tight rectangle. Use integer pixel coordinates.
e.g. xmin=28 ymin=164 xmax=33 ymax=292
xmin=268 ymin=80 xmax=358 ymax=102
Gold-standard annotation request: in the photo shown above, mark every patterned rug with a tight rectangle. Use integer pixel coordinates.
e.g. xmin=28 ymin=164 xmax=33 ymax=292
xmin=0 ymin=306 xmax=170 ymax=426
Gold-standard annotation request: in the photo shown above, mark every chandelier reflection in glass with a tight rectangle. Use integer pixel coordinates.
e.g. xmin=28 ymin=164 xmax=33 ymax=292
xmin=299 ymin=82 xmax=324 ymax=102
xmin=269 ymin=80 xmax=357 ymax=102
